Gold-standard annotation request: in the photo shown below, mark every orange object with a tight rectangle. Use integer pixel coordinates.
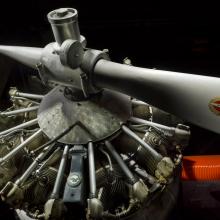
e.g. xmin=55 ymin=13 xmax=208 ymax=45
xmin=181 ymin=155 xmax=220 ymax=181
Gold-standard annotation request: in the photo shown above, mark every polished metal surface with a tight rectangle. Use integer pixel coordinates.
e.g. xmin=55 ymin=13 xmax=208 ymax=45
xmin=88 ymin=142 xmax=96 ymax=198
xmin=93 ymin=59 xmax=220 ymax=134
xmin=122 ymin=125 xmax=162 ymax=160
xmin=0 ymin=106 xmax=38 ymax=116
xmin=105 ymin=141 xmax=137 ymax=184
xmin=0 ymin=46 xmax=42 ymax=68
xmin=38 ymin=86 xmax=131 ymax=144
xmin=0 ymin=129 xmax=42 ymax=164
xmin=0 ymin=106 xmax=39 ymax=116
xmin=15 ymin=92 xmax=44 ymax=100
xmin=51 ymin=145 xmax=69 ymax=199
xmin=0 ymin=118 xmax=38 ymax=136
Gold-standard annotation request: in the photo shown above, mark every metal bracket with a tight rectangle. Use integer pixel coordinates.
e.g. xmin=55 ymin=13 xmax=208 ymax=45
xmin=63 ymin=145 xmax=87 ymax=206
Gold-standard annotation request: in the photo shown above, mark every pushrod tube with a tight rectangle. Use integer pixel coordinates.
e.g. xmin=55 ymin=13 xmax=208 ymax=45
xmin=14 ymin=92 xmax=44 ymax=100
xmin=122 ymin=125 xmax=162 ymax=160
xmin=0 ymin=106 xmax=39 ymax=116
xmin=0 ymin=118 xmax=38 ymax=136
xmin=50 ymin=145 xmax=69 ymax=199
xmin=105 ymin=141 xmax=137 ymax=184
xmin=88 ymin=142 xmax=96 ymax=198
xmin=0 ymin=129 xmax=42 ymax=164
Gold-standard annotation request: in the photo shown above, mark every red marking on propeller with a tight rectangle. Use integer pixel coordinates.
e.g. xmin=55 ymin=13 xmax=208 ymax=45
xmin=209 ymin=98 xmax=220 ymax=115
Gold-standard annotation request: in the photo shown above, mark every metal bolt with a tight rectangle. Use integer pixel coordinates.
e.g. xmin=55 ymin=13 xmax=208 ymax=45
xmin=68 ymin=173 xmax=81 ymax=187
xmin=123 ymin=57 xmax=132 ymax=65
xmin=55 ymin=8 xmax=68 ymax=17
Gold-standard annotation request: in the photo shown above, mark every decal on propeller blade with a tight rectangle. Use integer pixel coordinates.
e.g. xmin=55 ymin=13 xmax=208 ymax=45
xmin=209 ymin=98 xmax=220 ymax=115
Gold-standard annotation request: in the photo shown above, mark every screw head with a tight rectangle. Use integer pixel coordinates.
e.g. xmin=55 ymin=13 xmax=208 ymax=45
xmin=68 ymin=173 xmax=81 ymax=187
